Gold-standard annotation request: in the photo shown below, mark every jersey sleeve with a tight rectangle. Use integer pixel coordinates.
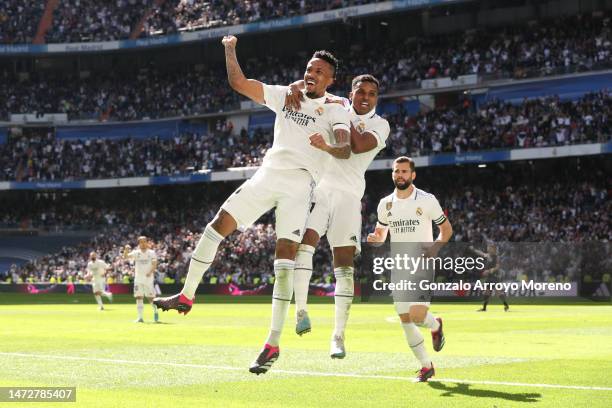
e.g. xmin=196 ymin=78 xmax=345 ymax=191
xmin=329 ymin=104 xmax=351 ymax=133
xmin=127 ymin=250 xmax=137 ymax=260
xmin=376 ymin=199 xmax=389 ymax=226
xmin=149 ymin=250 xmax=158 ymax=262
xmin=366 ymin=118 xmax=390 ymax=149
xmin=262 ymin=84 xmax=288 ymax=113
xmin=428 ymin=196 xmax=447 ymax=225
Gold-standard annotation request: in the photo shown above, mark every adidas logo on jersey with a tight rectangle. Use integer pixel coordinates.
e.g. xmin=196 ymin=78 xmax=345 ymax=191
xmin=350 ymin=235 xmax=357 ymax=242
xmin=292 ymin=229 xmax=301 ymax=236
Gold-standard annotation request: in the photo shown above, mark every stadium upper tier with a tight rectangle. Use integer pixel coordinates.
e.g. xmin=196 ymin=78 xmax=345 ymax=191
xmin=0 ymin=0 xmax=380 ymax=46
xmin=1 ymin=91 xmax=609 ymax=182
xmin=1 ymin=12 xmax=610 ymax=122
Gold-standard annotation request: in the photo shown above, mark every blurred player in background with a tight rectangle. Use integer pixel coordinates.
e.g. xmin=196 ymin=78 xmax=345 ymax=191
xmin=285 ymin=74 xmax=390 ymax=359
xmin=367 ymin=157 xmax=452 ymax=382
xmin=473 ymin=243 xmax=510 ymax=312
xmin=154 ymin=34 xmax=351 ymax=374
xmin=85 ymin=251 xmax=113 ymax=310
xmin=123 ymin=236 xmax=159 ymax=323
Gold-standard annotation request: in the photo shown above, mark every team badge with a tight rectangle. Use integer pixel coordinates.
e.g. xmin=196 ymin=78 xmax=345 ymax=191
xmin=386 ymin=202 xmax=393 ymax=210
xmin=357 ymin=121 xmax=366 ymax=133
xmin=315 ymin=107 xmax=324 ymax=116
xmin=416 ymin=207 xmax=423 ymax=216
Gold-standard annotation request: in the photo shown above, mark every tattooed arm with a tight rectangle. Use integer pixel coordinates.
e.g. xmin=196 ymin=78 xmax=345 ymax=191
xmin=221 ymin=35 xmax=264 ymax=104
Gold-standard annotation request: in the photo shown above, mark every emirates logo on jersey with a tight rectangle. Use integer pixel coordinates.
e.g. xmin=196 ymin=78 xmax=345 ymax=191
xmin=315 ymin=107 xmax=324 ymax=116
xmin=416 ymin=207 xmax=423 ymax=216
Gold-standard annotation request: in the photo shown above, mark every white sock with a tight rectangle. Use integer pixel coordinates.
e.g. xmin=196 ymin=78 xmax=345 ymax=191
xmin=136 ymin=298 xmax=144 ymax=319
xmin=294 ymin=244 xmax=314 ymax=313
xmin=182 ymin=225 xmax=224 ymax=299
xmin=333 ymin=266 xmax=354 ymax=338
xmin=94 ymin=295 xmax=103 ymax=307
xmin=423 ymin=311 xmax=440 ymax=332
xmin=267 ymin=259 xmax=295 ymax=347
xmin=401 ymin=322 xmax=431 ymax=368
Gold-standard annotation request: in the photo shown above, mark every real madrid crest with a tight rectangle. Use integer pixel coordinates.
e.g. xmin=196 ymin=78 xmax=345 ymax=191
xmin=315 ymin=107 xmax=324 ymax=116
xmin=386 ymin=201 xmax=393 ymax=210
xmin=416 ymin=207 xmax=423 ymax=216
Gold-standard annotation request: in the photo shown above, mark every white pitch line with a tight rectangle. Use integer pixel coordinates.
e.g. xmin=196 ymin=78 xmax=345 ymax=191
xmin=1 ymin=352 xmax=611 ymax=392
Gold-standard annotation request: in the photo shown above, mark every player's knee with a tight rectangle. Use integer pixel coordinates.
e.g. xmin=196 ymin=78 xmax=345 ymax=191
xmin=409 ymin=306 xmax=427 ymax=323
xmin=301 ymin=229 xmax=319 ymax=247
xmin=210 ymin=210 xmax=237 ymax=237
xmin=333 ymin=246 xmax=355 ymax=268
xmin=275 ymin=239 xmax=299 ymax=260
xmin=399 ymin=313 xmax=411 ymax=323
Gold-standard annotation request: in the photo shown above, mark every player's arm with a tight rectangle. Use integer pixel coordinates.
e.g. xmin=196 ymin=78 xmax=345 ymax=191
xmin=367 ymin=223 xmax=389 ymax=243
xmin=148 ymin=259 xmax=158 ymax=277
xmin=352 ymin=120 xmax=389 ymax=154
xmin=350 ymin=124 xmax=378 ymax=154
xmin=222 ymin=35 xmax=264 ymax=104
xmin=309 ymin=129 xmax=350 ymax=159
xmin=424 ymin=218 xmax=453 ymax=258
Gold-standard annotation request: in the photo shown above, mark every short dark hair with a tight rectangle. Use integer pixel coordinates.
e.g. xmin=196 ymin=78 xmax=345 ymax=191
xmin=352 ymin=74 xmax=380 ymax=89
xmin=393 ymin=156 xmax=416 ymax=171
xmin=312 ymin=50 xmax=338 ymax=79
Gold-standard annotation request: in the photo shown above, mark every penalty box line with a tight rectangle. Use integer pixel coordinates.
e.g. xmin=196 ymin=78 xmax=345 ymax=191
xmin=1 ymin=352 xmax=611 ymax=392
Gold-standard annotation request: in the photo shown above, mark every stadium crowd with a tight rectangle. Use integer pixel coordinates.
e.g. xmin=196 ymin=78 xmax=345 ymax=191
xmin=0 ymin=1 xmax=45 ymax=44
xmin=46 ymin=0 xmax=148 ymax=44
xmin=1 ymin=13 xmax=609 ymax=121
xmin=3 ymin=160 xmax=610 ymax=285
xmin=1 ymin=90 xmax=609 ymax=182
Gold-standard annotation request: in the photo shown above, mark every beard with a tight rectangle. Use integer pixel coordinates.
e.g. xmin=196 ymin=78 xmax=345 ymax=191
xmin=394 ymin=178 xmax=412 ymax=190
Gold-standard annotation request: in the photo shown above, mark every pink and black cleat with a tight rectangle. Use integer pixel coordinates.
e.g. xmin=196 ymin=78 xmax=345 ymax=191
xmin=431 ymin=317 xmax=445 ymax=352
xmin=249 ymin=344 xmax=280 ymax=375
xmin=153 ymin=293 xmax=193 ymax=315
xmin=416 ymin=364 xmax=435 ymax=382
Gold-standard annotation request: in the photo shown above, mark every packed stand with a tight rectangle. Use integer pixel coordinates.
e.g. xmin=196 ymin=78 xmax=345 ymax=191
xmin=45 ymin=0 xmax=150 ymax=43
xmin=3 ymin=158 xmax=610 ymax=285
xmin=0 ymin=1 xmax=45 ymax=44
xmin=2 ymin=12 xmax=610 ymax=121
xmin=0 ymin=121 xmax=272 ymax=182
xmin=0 ymin=67 xmax=239 ymax=122
xmin=2 ymin=90 xmax=610 ymax=182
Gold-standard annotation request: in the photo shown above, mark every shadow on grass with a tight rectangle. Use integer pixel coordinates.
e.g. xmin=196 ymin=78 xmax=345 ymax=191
xmin=428 ymin=381 xmax=541 ymax=402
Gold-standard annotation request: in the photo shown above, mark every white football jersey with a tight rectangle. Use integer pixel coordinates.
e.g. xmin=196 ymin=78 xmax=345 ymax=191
xmin=319 ymin=106 xmax=389 ymax=198
xmin=377 ymin=186 xmax=447 ymax=242
xmin=127 ymin=249 xmax=157 ymax=283
xmin=261 ymin=85 xmax=351 ymax=183
xmin=87 ymin=259 xmax=108 ymax=280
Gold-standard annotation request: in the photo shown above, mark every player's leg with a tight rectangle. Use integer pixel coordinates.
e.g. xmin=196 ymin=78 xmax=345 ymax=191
xmin=478 ymin=289 xmax=492 ymax=311
xmin=396 ymin=303 xmax=435 ymax=382
xmin=155 ymin=173 xmax=271 ymax=314
xmin=326 ymin=192 xmax=360 ymax=358
xmin=409 ymin=304 xmax=444 ymax=352
xmin=293 ymin=228 xmax=319 ymax=336
xmin=294 ymin=189 xmax=328 ymax=335
xmin=329 ymin=246 xmax=355 ymax=359
xmin=134 ymin=290 xmax=144 ymax=323
xmin=251 ymin=169 xmax=314 ymax=374
xmin=93 ymin=289 xmax=104 ymax=310
xmin=498 ymin=290 xmax=510 ymax=311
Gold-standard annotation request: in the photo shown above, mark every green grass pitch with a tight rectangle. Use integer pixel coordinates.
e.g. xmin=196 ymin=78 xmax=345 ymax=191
xmin=0 ymin=294 xmax=611 ymax=407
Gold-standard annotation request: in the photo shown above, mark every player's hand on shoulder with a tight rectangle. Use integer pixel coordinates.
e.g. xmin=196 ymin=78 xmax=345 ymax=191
xmin=284 ymin=83 xmax=304 ymax=111
xmin=222 ymin=35 xmax=237 ymax=48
